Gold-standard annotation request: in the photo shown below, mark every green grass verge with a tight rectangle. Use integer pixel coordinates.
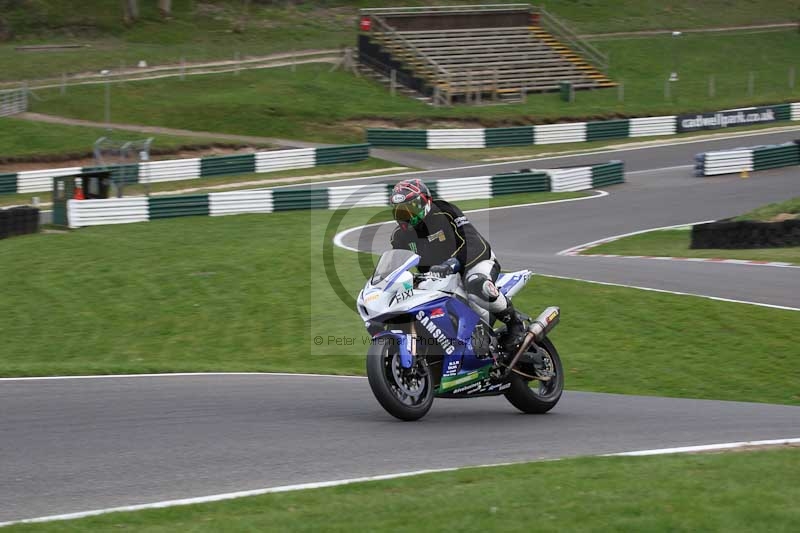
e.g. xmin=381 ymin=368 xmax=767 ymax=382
xmin=0 ymin=158 xmax=405 ymax=207
xmin=1 ymin=191 xmax=798 ymax=405
xmin=586 ymin=230 xmax=800 ymax=264
xmin=0 ymin=117 xmax=270 ymax=162
xmin=25 ymin=31 xmax=800 ymax=144
xmin=734 ymin=196 xmax=800 ymax=221
xmin=5 ymin=447 xmax=800 ymax=532
xmin=1 ymin=1 xmax=796 ymax=81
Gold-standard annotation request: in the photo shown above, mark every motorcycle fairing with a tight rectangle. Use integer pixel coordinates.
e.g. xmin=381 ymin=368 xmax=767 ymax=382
xmin=496 ymin=270 xmax=533 ymax=299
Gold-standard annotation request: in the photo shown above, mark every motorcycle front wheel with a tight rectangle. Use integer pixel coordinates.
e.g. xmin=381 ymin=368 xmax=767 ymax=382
xmin=504 ymin=336 xmax=564 ymax=414
xmin=366 ymin=339 xmax=434 ymax=421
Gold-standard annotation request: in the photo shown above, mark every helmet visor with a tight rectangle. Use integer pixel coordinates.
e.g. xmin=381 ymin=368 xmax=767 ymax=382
xmin=392 ymin=196 xmax=426 ymax=225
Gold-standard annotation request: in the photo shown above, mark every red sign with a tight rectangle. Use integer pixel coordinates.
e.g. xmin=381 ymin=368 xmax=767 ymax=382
xmin=360 ymin=16 xmax=372 ymax=31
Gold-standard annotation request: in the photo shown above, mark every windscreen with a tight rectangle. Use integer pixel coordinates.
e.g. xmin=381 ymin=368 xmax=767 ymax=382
xmin=370 ymin=249 xmax=418 ymax=285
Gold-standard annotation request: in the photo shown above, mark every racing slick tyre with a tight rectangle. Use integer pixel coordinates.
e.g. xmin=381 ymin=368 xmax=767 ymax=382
xmin=504 ymin=336 xmax=564 ymax=414
xmin=366 ymin=338 xmax=434 ymax=421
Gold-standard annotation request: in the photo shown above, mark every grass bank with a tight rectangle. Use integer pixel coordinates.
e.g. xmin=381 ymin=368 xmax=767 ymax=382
xmin=1 ymin=1 xmax=796 ymax=81
xmin=0 ymin=117 xmax=271 ymax=163
xmin=1 ymin=193 xmax=798 ymax=405
xmin=586 ymin=229 xmax=800 ymax=264
xmin=26 ymin=31 xmax=800 ymax=144
xmin=5 ymin=447 xmax=800 ymax=532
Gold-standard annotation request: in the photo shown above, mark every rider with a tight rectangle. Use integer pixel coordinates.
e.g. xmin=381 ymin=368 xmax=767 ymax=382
xmin=389 ymin=178 xmax=527 ymax=354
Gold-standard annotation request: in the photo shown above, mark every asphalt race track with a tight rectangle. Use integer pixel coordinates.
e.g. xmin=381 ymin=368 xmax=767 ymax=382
xmin=2 ymin=375 xmax=800 ymax=523
xmin=2 ymin=128 xmax=800 ymax=524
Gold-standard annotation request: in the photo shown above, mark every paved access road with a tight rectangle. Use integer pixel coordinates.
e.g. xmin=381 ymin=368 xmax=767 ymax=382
xmin=2 ymin=374 xmax=799 ymax=523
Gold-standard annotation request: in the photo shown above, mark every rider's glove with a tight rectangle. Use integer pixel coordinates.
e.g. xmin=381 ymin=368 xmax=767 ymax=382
xmin=429 ymin=258 xmax=461 ymax=277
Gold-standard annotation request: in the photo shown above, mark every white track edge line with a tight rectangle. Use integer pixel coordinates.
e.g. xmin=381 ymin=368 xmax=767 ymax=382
xmin=605 ymin=437 xmax=800 ymax=457
xmin=540 ymin=273 xmax=800 ymax=311
xmin=2 ymin=438 xmax=798 ymax=528
xmin=332 ymin=190 xmax=608 ymax=253
xmin=557 ymin=220 xmax=717 ymax=255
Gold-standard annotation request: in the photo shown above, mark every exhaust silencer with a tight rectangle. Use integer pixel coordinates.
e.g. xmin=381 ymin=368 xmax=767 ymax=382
xmin=528 ymin=306 xmax=560 ymax=342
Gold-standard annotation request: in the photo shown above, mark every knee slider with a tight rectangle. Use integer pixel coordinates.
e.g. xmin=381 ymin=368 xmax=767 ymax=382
xmin=466 ymin=273 xmax=500 ymax=302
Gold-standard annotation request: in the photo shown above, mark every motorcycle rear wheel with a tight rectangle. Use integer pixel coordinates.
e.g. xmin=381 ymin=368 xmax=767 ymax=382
xmin=366 ymin=339 xmax=434 ymax=421
xmin=504 ymin=336 xmax=564 ymax=414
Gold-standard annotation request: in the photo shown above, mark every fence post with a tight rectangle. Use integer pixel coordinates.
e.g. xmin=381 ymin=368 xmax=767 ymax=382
xmin=747 ymin=71 xmax=754 ymax=96
xmin=708 ymin=74 xmax=715 ymax=98
xmin=664 ymin=78 xmax=671 ymax=101
xmin=521 ymin=86 xmax=527 ymax=104
xmin=467 ymin=72 xmax=473 ymax=105
xmin=493 ymin=70 xmax=498 ymax=101
xmin=390 ymin=69 xmax=396 ymax=97
xmin=617 ymin=80 xmax=624 ymax=103
xmin=790 ymin=66 xmax=796 ymax=90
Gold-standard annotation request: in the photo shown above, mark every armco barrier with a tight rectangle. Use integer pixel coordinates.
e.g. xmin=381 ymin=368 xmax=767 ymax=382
xmin=209 ymin=190 xmax=273 ymax=217
xmin=753 ymin=143 xmax=800 ymax=171
xmin=140 ymin=159 xmax=201 ymax=184
xmin=149 ymin=194 xmax=209 ymax=219
xmin=315 ymin=144 xmax=370 ymax=165
xmin=428 ymin=129 xmax=485 ymax=149
xmin=17 ymin=167 xmax=81 ymax=194
xmin=0 ymin=173 xmax=17 ymax=194
xmin=367 ymin=102 xmax=800 ymax=149
xmin=586 ymin=120 xmax=629 ymax=141
xmin=550 ymin=167 xmax=593 ymax=192
xmin=695 ymin=143 xmax=799 ymax=176
xmin=491 ymin=172 xmax=550 ymax=196
xmin=65 ymin=160 xmax=624 ymax=228
xmin=366 ymin=129 xmax=427 ymax=148
xmin=272 ymin=188 xmax=329 ymax=211
xmin=436 ymin=176 xmax=492 ymax=201
xmin=200 ymin=154 xmax=256 ymax=178
xmin=629 ymin=116 xmax=676 ymax=137
xmin=485 ymin=126 xmax=534 ymax=147
xmin=534 ymin=123 xmax=586 ymax=145
xmin=1 ymin=144 xmax=371 ymax=196
xmin=68 ymin=197 xmax=149 ymax=228
xmin=591 ymin=161 xmax=625 ymax=188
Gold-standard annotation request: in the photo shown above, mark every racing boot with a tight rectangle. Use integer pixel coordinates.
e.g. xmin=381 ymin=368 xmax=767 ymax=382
xmin=496 ymin=303 xmax=527 ymax=359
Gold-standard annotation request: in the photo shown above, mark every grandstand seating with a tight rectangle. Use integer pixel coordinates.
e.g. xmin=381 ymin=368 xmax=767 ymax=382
xmin=357 ymin=5 xmax=616 ymax=104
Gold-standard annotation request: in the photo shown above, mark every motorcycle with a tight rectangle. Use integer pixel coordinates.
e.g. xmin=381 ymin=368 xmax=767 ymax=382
xmin=357 ymin=249 xmax=564 ymax=421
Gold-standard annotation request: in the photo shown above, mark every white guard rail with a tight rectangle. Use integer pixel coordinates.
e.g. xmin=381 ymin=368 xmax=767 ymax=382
xmin=67 ymin=197 xmax=149 ymax=229
xmin=549 ymin=167 xmax=592 ymax=192
xmin=17 ymin=167 xmax=82 ymax=194
xmin=209 ymin=190 xmax=274 ymax=216
xmin=701 ymin=150 xmax=754 ymax=176
xmin=436 ymin=176 xmax=492 ymax=201
xmin=328 ymin=184 xmax=389 ymax=209
xmin=256 ymin=148 xmax=315 ymax=173
xmin=629 ymin=116 xmax=676 ymax=137
xmin=427 ymin=129 xmax=486 ymax=149
xmin=534 ymin=123 xmax=587 ymax=144
xmin=139 ymin=159 xmax=201 ymax=183
xmin=792 ymin=102 xmax=800 ymax=121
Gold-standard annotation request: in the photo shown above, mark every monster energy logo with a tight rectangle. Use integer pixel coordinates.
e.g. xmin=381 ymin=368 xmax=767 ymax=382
xmin=409 ymin=242 xmax=417 ymax=253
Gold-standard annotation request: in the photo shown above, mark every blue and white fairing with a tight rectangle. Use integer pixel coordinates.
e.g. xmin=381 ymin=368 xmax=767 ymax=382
xmin=356 ymin=250 xmax=533 ymax=378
